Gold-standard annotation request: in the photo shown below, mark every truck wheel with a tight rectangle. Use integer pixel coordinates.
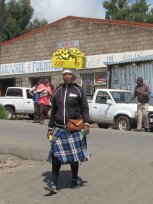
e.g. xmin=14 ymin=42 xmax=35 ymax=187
xmin=116 ymin=116 xmax=130 ymax=131
xmin=28 ymin=114 xmax=34 ymax=120
xmin=150 ymin=127 xmax=153 ymax=132
xmin=5 ymin=107 xmax=14 ymax=120
xmin=98 ymin=123 xmax=109 ymax=129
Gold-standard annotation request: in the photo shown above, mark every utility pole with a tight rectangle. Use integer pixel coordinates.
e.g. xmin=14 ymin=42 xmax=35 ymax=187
xmin=0 ymin=0 xmax=5 ymax=64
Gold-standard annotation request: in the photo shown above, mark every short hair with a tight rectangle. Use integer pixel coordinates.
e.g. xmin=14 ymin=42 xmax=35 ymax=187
xmin=137 ymin=77 xmax=143 ymax=82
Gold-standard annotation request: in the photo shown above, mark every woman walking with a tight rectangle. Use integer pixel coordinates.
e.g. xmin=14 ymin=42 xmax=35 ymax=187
xmin=44 ymin=69 xmax=90 ymax=194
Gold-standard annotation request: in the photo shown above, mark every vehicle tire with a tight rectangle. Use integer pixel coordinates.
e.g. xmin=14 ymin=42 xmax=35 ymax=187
xmin=150 ymin=127 xmax=153 ymax=132
xmin=98 ymin=123 xmax=109 ymax=129
xmin=28 ymin=114 xmax=34 ymax=120
xmin=5 ymin=107 xmax=14 ymax=120
xmin=116 ymin=116 xmax=130 ymax=131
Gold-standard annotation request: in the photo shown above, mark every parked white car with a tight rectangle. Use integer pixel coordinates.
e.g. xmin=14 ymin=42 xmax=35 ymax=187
xmin=0 ymin=87 xmax=34 ymax=119
xmin=89 ymin=89 xmax=153 ymax=131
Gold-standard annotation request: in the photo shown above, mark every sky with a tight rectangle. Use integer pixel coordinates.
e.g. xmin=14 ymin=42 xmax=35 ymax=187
xmin=30 ymin=0 xmax=106 ymax=23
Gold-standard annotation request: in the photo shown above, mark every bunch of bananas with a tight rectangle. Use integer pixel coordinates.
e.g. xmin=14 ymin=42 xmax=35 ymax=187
xmin=52 ymin=48 xmax=84 ymax=61
xmin=69 ymin=48 xmax=84 ymax=57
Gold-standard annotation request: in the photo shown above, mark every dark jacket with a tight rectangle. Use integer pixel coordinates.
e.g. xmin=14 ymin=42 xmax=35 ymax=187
xmin=133 ymin=83 xmax=150 ymax=103
xmin=48 ymin=83 xmax=90 ymax=128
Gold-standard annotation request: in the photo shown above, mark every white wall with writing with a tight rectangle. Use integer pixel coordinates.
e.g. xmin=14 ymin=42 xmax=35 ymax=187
xmin=86 ymin=49 xmax=153 ymax=68
xmin=0 ymin=60 xmax=62 ymax=76
xmin=0 ymin=49 xmax=153 ymax=75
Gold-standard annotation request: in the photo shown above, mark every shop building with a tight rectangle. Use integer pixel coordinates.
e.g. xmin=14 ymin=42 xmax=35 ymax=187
xmin=1 ymin=16 xmax=153 ymax=98
xmin=106 ymin=52 xmax=153 ymax=105
xmin=108 ymin=53 xmax=153 ymax=92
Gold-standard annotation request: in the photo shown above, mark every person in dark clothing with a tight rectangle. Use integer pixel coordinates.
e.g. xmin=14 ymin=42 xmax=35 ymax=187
xmin=44 ymin=69 xmax=90 ymax=194
xmin=133 ymin=77 xmax=151 ymax=132
xmin=29 ymin=82 xmax=40 ymax=123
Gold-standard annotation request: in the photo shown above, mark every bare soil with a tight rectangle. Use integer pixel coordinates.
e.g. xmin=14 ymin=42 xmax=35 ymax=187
xmin=0 ymin=154 xmax=39 ymax=174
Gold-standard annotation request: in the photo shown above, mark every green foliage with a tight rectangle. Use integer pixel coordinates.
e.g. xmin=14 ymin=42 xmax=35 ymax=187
xmin=2 ymin=0 xmax=48 ymax=42
xmin=129 ymin=0 xmax=148 ymax=22
xmin=103 ymin=0 xmax=153 ymax=23
xmin=146 ymin=8 xmax=153 ymax=22
xmin=0 ymin=104 xmax=7 ymax=119
xmin=26 ymin=18 xmax=48 ymax=32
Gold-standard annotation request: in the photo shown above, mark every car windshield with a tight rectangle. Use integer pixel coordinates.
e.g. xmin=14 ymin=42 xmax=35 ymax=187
xmin=110 ymin=91 xmax=133 ymax=103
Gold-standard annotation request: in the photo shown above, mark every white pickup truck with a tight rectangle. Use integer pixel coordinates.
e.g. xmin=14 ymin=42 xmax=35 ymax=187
xmin=89 ymin=89 xmax=153 ymax=131
xmin=0 ymin=87 xmax=34 ymax=119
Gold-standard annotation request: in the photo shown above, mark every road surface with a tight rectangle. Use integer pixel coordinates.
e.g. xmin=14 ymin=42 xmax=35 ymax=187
xmin=0 ymin=119 xmax=153 ymax=204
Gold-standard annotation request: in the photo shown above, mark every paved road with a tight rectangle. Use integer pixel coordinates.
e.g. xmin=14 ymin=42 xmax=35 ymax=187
xmin=1 ymin=119 xmax=153 ymax=204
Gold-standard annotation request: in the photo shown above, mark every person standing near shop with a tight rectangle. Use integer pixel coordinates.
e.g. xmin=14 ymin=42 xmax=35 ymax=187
xmin=36 ymin=79 xmax=52 ymax=124
xmin=29 ymin=81 xmax=40 ymax=123
xmin=44 ymin=69 xmax=90 ymax=194
xmin=133 ymin=77 xmax=151 ymax=132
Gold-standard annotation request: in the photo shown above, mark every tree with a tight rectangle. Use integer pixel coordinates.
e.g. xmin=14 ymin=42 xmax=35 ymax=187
xmin=0 ymin=0 xmax=5 ymax=42
xmin=0 ymin=0 xmax=5 ymax=61
xmin=103 ymin=0 xmax=153 ymax=23
xmin=26 ymin=18 xmax=48 ymax=32
xmin=2 ymin=0 xmax=48 ymax=42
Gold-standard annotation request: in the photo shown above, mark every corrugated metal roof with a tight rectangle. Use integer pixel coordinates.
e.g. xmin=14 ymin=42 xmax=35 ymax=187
xmin=106 ymin=54 xmax=153 ymax=65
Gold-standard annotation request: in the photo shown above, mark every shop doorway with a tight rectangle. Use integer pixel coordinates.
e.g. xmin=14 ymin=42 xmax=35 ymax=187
xmin=29 ymin=77 xmax=51 ymax=87
xmin=81 ymin=74 xmax=94 ymax=101
xmin=0 ymin=78 xmax=15 ymax=96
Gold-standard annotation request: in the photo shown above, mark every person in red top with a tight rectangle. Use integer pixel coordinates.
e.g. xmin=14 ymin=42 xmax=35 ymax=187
xmin=36 ymin=79 xmax=52 ymax=124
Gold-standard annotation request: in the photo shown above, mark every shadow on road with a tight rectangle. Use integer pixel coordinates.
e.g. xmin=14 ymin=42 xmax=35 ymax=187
xmin=42 ymin=170 xmax=88 ymax=196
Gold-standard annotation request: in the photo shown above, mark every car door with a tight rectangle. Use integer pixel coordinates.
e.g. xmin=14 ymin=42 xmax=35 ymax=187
xmin=90 ymin=91 xmax=111 ymax=123
xmin=6 ymin=88 xmax=24 ymax=113
xmin=23 ymin=89 xmax=34 ymax=113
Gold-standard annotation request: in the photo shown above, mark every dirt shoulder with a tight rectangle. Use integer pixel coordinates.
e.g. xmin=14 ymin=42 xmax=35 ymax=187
xmin=0 ymin=153 xmax=40 ymax=174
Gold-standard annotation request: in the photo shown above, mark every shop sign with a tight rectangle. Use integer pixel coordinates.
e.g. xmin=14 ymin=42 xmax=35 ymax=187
xmin=86 ymin=56 xmax=107 ymax=68
xmin=0 ymin=60 xmax=62 ymax=76
xmin=95 ymin=73 xmax=107 ymax=85
xmin=56 ymin=40 xmax=79 ymax=49
xmin=1 ymin=49 xmax=153 ymax=76
xmin=86 ymin=49 xmax=153 ymax=68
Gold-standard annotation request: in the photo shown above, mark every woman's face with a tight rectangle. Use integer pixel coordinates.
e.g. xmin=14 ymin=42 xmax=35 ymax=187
xmin=44 ymin=79 xmax=49 ymax=86
xmin=63 ymin=73 xmax=74 ymax=84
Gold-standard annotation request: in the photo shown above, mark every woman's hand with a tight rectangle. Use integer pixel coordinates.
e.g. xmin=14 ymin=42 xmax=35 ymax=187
xmin=47 ymin=129 xmax=53 ymax=139
xmin=84 ymin=125 xmax=90 ymax=134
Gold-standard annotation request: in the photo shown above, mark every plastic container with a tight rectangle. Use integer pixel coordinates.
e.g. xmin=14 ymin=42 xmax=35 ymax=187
xmin=52 ymin=57 xmax=75 ymax=68
xmin=48 ymin=134 xmax=53 ymax=142
xmin=75 ymin=56 xmax=86 ymax=68
xmin=80 ymin=129 xmax=86 ymax=136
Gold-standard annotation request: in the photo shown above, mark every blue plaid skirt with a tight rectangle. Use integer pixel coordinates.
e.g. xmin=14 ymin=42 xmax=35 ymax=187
xmin=48 ymin=127 xmax=90 ymax=164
